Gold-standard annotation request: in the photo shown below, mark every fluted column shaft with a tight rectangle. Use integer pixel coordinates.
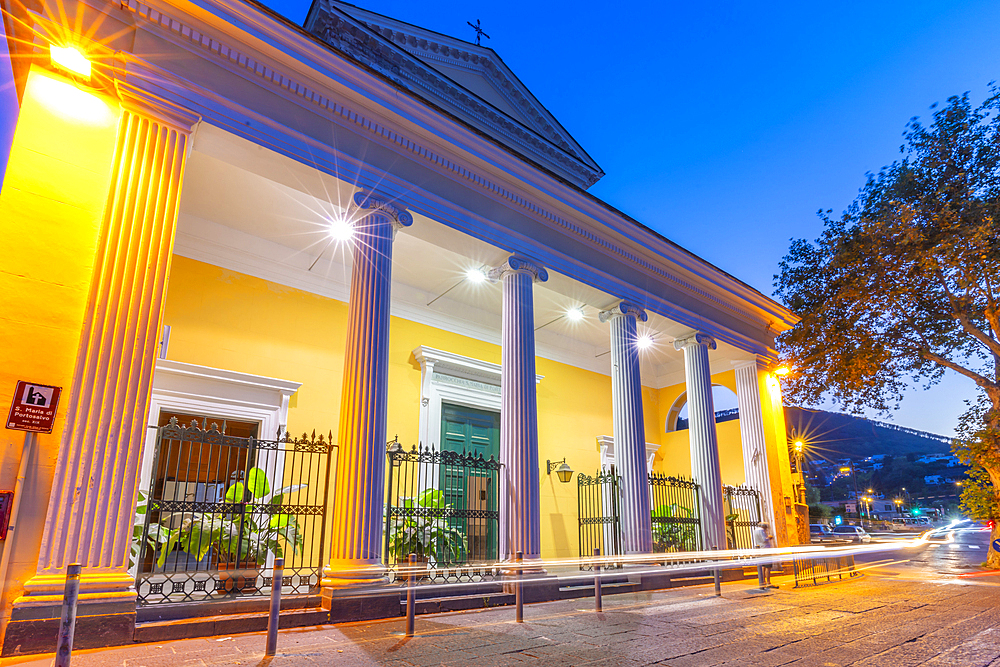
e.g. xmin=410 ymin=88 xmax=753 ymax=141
xmin=600 ymin=303 xmax=652 ymax=554
xmin=674 ymin=333 xmax=726 ymax=550
xmin=23 ymin=90 xmax=198 ymax=604
xmin=490 ymin=256 xmax=547 ymax=562
xmin=734 ymin=361 xmax=777 ymax=532
xmin=325 ymin=192 xmax=411 ymax=585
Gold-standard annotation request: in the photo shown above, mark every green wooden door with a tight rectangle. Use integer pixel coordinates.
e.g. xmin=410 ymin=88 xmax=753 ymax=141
xmin=440 ymin=404 xmax=500 ymax=561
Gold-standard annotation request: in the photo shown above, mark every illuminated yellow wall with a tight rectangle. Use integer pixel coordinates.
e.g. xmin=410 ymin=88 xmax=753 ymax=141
xmin=653 ymin=371 xmax=746 ymax=486
xmin=161 ymin=257 xmax=766 ymax=557
xmin=0 ymin=67 xmax=121 ymax=625
xmin=163 ymin=256 xmax=625 ymax=559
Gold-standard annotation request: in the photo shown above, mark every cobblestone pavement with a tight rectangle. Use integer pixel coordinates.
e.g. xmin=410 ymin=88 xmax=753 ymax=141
xmin=8 ymin=572 xmax=1000 ymax=667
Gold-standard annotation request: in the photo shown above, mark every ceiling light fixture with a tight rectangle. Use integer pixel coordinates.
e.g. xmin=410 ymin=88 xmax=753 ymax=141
xmin=50 ymin=45 xmax=91 ymax=80
xmin=465 ymin=267 xmax=488 ymax=283
xmin=636 ymin=334 xmax=653 ymax=349
xmin=566 ymin=307 xmax=584 ymax=322
xmin=327 ymin=217 xmax=354 ymax=241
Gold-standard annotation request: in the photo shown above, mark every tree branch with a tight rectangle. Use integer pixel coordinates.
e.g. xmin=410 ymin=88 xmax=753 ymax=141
xmin=919 ymin=347 xmax=996 ymax=390
xmin=933 ymin=266 xmax=1000 ymax=358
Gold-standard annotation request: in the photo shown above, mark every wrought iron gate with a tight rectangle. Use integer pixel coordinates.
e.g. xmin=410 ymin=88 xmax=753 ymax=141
xmin=649 ymin=474 xmax=703 ymax=552
xmin=577 ymin=469 xmax=624 ymax=566
xmin=723 ymin=484 xmax=762 ymax=549
xmin=384 ymin=440 xmax=502 ymax=582
xmin=134 ymin=418 xmax=335 ymax=605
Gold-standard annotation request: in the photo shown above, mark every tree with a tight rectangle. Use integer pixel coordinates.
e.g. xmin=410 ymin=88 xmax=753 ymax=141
xmin=775 ymin=87 xmax=1000 ymax=566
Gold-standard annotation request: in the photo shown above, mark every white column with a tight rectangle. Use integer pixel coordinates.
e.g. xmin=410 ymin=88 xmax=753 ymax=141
xmin=489 ymin=256 xmax=546 ymax=562
xmin=19 ymin=87 xmax=198 ymax=609
xmin=324 ymin=191 xmax=411 ymax=586
xmin=734 ymin=360 xmax=777 ymax=532
xmin=599 ymin=302 xmax=652 ymax=554
xmin=674 ymin=332 xmax=726 ymax=549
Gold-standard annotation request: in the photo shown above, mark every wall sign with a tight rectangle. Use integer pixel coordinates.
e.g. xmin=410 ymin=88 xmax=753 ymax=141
xmin=6 ymin=381 xmax=61 ymax=433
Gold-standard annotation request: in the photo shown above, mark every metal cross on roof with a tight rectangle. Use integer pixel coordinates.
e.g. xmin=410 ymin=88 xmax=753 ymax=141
xmin=466 ymin=19 xmax=490 ymax=46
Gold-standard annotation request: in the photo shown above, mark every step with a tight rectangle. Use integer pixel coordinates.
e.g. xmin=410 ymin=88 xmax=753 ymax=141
xmin=558 ymin=582 xmax=641 ymax=599
xmin=134 ymin=607 xmax=330 ymax=643
xmin=402 ymin=592 xmax=516 ymax=615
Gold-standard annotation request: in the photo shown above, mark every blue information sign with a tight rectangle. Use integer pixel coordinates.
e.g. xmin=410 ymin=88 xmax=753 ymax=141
xmin=992 ymin=539 xmax=1000 ymax=552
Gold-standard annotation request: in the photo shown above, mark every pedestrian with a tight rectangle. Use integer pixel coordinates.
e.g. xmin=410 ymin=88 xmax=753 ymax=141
xmin=752 ymin=521 xmax=776 ymax=588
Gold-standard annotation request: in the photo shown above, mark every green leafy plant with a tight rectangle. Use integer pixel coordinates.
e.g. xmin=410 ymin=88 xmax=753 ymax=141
xmin=651 ymin=503 xmax=699 ymax=552
xmin=130 ymin=490 xmax=174 ymax=573
xmin=152 ymin=467 xmax=306 ymax=569
xmin=387 ymin=489 xmax=467 ymax=564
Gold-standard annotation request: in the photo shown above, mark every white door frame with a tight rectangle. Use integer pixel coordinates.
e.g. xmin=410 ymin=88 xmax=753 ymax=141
xmin=138 ymin=359 xmax=302 ymax=509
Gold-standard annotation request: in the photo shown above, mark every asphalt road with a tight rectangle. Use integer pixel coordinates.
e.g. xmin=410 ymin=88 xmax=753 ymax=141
xmin=848 ymin=521 xmax=996 ymax=583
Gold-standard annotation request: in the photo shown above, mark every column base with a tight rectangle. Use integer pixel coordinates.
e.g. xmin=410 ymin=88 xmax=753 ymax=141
xmin=3 ymin=598 xmax=136 ymax=656
xmin=2 ymin=570 xmax=137 ymax=656
xmin=321 ymin=560 xmax=397 ymax=622
xmin=320 ymin=560 xmax=388 ymax=589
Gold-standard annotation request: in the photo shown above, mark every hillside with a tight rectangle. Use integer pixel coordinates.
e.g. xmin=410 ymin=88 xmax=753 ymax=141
xmin=785 ymin=407 xmax=953 ymax=460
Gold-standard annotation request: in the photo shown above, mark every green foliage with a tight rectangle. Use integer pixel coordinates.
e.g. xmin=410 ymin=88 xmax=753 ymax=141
xmin=775 ymin=87 xmax=1000 ymax=563
xmin=651 ymin=503 xmax=699 ymax=552
xmin=954 ymin=395 xmax=1000 ymax=521
xmin=386 ymin=489 xmax=468 ymax=564
xmin=130 ymin=490 xmax=172 ymax=573
xmin=776 ymin=87 xmax=1000 ymax=415
xmin=143 ymin=468 xmax=306 ymax=569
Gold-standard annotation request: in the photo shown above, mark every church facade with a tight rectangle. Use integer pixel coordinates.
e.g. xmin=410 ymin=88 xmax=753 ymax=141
xmin=0 ymin=0 xmax=799 ymax=651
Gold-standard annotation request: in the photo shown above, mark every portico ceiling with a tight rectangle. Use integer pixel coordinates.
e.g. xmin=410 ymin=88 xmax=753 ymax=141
xmin=175 ymin=125 xmax=754 ymax=388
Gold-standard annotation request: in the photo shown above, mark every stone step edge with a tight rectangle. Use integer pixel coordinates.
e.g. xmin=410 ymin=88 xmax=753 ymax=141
xmin=134 ymin=607 xmax=329 ymax=643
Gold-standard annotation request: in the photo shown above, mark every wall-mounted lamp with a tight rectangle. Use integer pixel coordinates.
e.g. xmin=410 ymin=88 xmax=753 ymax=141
xmin=387 ymin=437 xmax=404 ymax=466
xmin=546 ymin=458 xmax=574 ymax=483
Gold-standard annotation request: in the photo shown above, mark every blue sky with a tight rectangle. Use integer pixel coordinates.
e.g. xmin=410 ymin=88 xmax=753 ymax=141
xmin=3 ymin=2 xmax=998 ymax=436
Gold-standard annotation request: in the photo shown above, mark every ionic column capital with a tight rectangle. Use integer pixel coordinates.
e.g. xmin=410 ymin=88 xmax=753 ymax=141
xmin=113 ymin=80 xmax=201 ymax=134
xmin=598 ymin=301 xmax=647 ymax=323
xmin=353 ymin=190 xmax=413 ymax=230
xmin=673 ymin=332 xmax=717 ymax=351
xmin=488 ymin=255 xmax=548 ymax=283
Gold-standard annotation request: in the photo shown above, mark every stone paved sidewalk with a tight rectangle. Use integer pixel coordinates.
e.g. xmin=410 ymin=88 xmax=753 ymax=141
xmin=7 ymin=574 xmax=1000 ymax=667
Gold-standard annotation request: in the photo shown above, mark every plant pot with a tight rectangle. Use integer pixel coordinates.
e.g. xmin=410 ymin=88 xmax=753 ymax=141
xmin=397 ymin=554 xmax=430 ymax=580
xmin=217 ymin=560 xmax=261 ymax=593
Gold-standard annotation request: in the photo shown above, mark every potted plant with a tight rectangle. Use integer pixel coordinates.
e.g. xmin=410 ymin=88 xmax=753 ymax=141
xmin=386 ymin=489 xmax=467 ymax=568
xmin=651 ymin=503 xmax=699 ymax=552
xmin=152 ymin=467 xmax=306 ymax=592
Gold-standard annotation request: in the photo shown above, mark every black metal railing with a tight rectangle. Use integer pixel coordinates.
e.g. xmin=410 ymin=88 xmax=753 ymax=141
xmin=384 ymin=440 xmax=502 ymax=581
xmin=723 ymin=484 xmax=762 ymax=549
xmin=793 ymin=554 xmax=859 ymax=587
xmin=650 ymin=474 xmax=703 ymax=553
xmin=578 ymin=469 xmax=624 ymax=568
xmin=133 ymin=418 xmax=334 ymax=606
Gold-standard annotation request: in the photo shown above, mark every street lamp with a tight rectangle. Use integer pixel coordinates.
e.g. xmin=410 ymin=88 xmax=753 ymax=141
xmin=839 ymin=461 xmax=863 ymax=528
xmin=792 ymin=440 xmax=806 ymax=503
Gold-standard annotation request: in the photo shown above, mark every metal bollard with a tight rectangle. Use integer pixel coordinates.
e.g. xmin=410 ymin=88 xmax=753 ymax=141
xmin=515 ymin=550 xmax=523 ymax=623
xmin=712 ymin=546 xmax=721 ymax=597
xmin=54 ymin=563 xmax=81 ymax=667
xmin=405 ymin=553 xmax=416 ymax=637
xmin=265 ymin=557 xmax=284 ymax=657
xmin=594 ymin=547 xmax=602 ymax=612
xmin=757 ymin=562 xmax=766 ymax=589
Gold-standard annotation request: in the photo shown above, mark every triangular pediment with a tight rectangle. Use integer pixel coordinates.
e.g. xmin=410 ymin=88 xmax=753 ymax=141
xmin=304 ymin=0 xmax=604 ymax=189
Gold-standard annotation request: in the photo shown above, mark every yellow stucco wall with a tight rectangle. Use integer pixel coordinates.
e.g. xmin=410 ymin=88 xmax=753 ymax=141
xmin=161 ymin=256 xmax=758 ymax=558
xmin=0 ymin=67 xmax=121 ymax=628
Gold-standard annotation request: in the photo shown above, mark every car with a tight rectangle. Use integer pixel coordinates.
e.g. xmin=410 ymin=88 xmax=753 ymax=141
xmin=810 ymin=524 xmax=835 ymax=542
xmin=832 ymin=525 xmax=872 ymax=543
